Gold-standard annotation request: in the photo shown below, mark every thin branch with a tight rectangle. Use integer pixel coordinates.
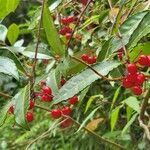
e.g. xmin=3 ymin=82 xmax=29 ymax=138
xmin=31 ymin=0 xmax=46 ymax=90
xmin=68 ymin=116 xmax=125 ymax=149
xmin=71 ymin=56 xmax=122 ymax=81
xmin=35 ymin=104 xmax=51 ymax=112
xmin=0 ymin=91 xmax=12 ymax=99
xmin=66 ymin=0 xmax=93 ymax=51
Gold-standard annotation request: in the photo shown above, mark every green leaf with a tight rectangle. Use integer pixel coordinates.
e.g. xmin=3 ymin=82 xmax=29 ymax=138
xmin=109 ymin=10 xmax=149 ymax=54
xmin=122 ymin=113 xmax=138 ymax=135
xmin=0 ymin=56 xmax=19 ymax=80
xmin=7 ymin=23 xmax=19 ymax=45
xmin=123 ymin=96 xmax=140 ymax=113
xmin=0 ymin=25 xmax=7 ymax=42
xmin=0 ymin=48 xmax=26 ymax=75
xmin=84 ymin=95 xmax=103 ymax=113
xmin=111 ymin=105 xmax=123 ymax=131
xmin=128 ymin=12 xmax=150 ymax=49
xmin=13 ymin=84 xmax=30 ymax=130
xmin=43 ymin=3 xmax=64 ymax=56
xmin=53 ymin=61 xmax=120 ymax=104
xmin=49 ymin=0 xmax=62 ymax=11
xmin=77 ymin=106 xmax=100 ymax=132
xmin=0 ymin=0 xmax=20 ymax=19
xmin=0 ymin=101 xmax=12 ymax=127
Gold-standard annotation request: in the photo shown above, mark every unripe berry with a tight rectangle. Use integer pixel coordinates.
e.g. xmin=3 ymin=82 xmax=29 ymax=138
xmin=9 ymin=105 xmax=14 ymax=114
xmin=51 ymin=109 xmax=62 ymax=119
xmin=132 ymin=86 xmax=142 ymax=95
xmin=41 ymin=94 xmax=53 ymax=102
xmin=138 ymin=55 xmax=149 ymax=66
xmin=42 ymin=86 xmax=52 ymax=95
xmin=26 ymin=112 xmax=34 ymax=122
xmin=127 ymin=63 xmax=137 ymax=74
xmin=69 ymin=96 xmax=78 ymax=105
xmin=29 ymin=100 xmax=35 ymax=109
xmin=81 ymin=54 xmax=88 ymax=61
xmin=60 ymin=118 xmax=73 ymax=128
xmin=62 ymin=107 xmax=72 ymax=116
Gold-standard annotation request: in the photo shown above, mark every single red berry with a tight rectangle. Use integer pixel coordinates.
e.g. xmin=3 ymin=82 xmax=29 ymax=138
xmin=69 ymin=96 xmax=78 ymax=105
xmin=92 ymin=56 xmax=97 ymax=64
xmin=66 ymin=33 xmax=72 ymax=39
xmin=61 ymin=78 xmax=66 ymax=86
xmin=62 ymin=107 xmax=72 ymax=116
xmin=147 ymin=56 xmax=150 ymax=67
xmin=87 ymin=56 xmax=94 ymax=64
xmin=81 ymin=0 xmax=88 ymax=5
xmin=29 ymin=100 xmax=35 ymax=109
xmin=138 ymin=55 xmax=149 ymax=66
xmin=26 ymin=112 xmax=34 ymax=122
xmin=61 ymin=17 xmax=68 ymax=25
xmin=126 ymin=73 xmax=138 ymax=84
xmin=9 ymin=105 xmax=14 ymax=114
xmin=51 ymin=109 xmax=62 ymax=119
xmin=41 ymin=94 xmax=53 ymax=102
xmin=122 ymin=78 xmax=133 ymax=88
xmin=64 ymin=26 xmax=72 ymax=33
xmin=132 ymin=86 xmax=142 ymax=95
xmin=136 ymin=73 xmax=145 ymax=85
xmin=67 ymin=16 xmax=75 ymax=23
xmin=60 ymin=118 xmax=73 ymax=128
xmin=59 ymin=28 xmax=66 ymax=35
xmin=81 ymin=54 xmax=88 ymax=61
xmin=127 ymin=63 xmax=137 ymax=74
xmin=42 ymin=86 xmax=52 ymax=95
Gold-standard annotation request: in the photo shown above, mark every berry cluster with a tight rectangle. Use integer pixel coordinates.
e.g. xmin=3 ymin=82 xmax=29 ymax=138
xmin=59 ymin=16 xmax=76 ymax=40
xmin=51 ymin=96 xmax=78 ymax=128
xmin=138 ymin=55 xmax=150 ymax=67
xmin=81 ymin=54 xmax=97 ymax=64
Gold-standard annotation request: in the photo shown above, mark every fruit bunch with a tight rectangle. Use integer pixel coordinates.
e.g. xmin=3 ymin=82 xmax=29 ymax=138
xmin=81 ymin=53 xmax=97 ymax=64
xmin=59 ymin=16 xmax=76 ymax=40
xmin=122 ymin=55 xmax=150 ymax=95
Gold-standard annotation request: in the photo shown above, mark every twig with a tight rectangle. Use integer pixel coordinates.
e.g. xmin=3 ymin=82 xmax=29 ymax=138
xmin=35 ymin=104 xmax=51 ymax=112
xmin=66 ymin=0 xmax=93 ymax=51
xmin=71 ymin=56 xmax=122 ymax=81
xmin=68 ymin=116 xmax=125 ymax=149
xmin=31 ymin=0 xmax=46 ymax=90
xmin=0 ymin=91 xmax=12 ymax=99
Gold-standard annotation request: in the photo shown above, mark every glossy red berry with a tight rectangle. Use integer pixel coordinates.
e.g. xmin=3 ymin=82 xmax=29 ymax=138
xmin=87 ymin=56 xmax=94 ymax=64
xmin=127 ymin=63 xmax=137 ymax=74
xmin=132 ymin=86 xmax=142 ymax=95
xmin=81 ymin=54 xmax=88 ymax=61
xmin=60 ymin=118 xmax=73 ymax=128
xmin=126 ymin=73 xmax=138 ymax=84
xmin=59 ymin=28 xmax=66 ymax=35
xmin=138 ymin=55 xmax=149 ymax=66
xmin=9 ymin=105 xmax=14 ymax=114
xmin=62 ymin=107 xmax=72 ymax=116
xmin=122 ymin=78 xmax=133 ymax=88
xmin=42 ymin=86 xmax=52 ymax=95
xmin=92 ymin=56 xmax=97 ymax=64
xmin=41 ymin=94 xmax=53 ymax=102
xmin=61 ymin=78 xmax=66 ymax=86
xmin=26 ymin=112 xmax=34 ymax=122
xmin=64 ymin=26 xmax=72 ymax=33
xmin=136 ymin=73 xmax=145 ymax=85
xmin=61 ymin=17 xmax=68 ymax=25
xmin=66 ymin=33 xmax=72 ymax=39
xmin=29 ymin=100 xmax=35 ymax=109
xmin=51 ymin=109 xmax=62 ymax=119
xmin=67 ymin=16 xmax=75 ymax=23
xmin=69 ymin=96 xmax=78 ymax=105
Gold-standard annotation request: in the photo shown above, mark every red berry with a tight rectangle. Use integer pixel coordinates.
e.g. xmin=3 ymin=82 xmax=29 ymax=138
xmin=42 ymin=86 xmax=52 ymax=95
xmin=136 ymin=73 xmax=145 ymax=85
xmin=81 ymin=0 xmax=88 ymax=5
xmin=92 ymin=56 xmax=97 ymax=64
xmin=41 ymin=94 xmax=53 ymax=102
xmin=62 ymin=107 xmax=72 ymax=116
xmin=26 ymin=112 xmax=34 ymax=122
xmin=87 ymin=56 xmax=94 ymax=64
xmin=81 ymin=54 xmax=88 ymax=61
xmin=67 ymin=16 xmax=75 ymax=23
xmin=61 ymin=17 xmax=68 ymax=25
xmin=122 ymin=78 xmax=133 ymax=88
xmin=127 ymin=63 xmax=137 ymax=74
xmin=66 ymin=33 xmax=72 ymax=39
xmin=60 ymin=118 xmax=73 ymax=128
xmin=147 ymin=56 xmax=150 ymax=67
xmin=69 ymin=96 xmax=78 ymax=105
xmin=132 ymin=86 xmax=142 ymax=95
xmin=9 ymin=105 xmax=14 ymax=114
xmin=29 ymin=100 xmax=35 ymax=109
xmin=65 ymin=26 xmax=72 ymax=33
xmin=126 ymin=73 xmax=138 ymax=84
xmin=138 ymin=55 xmax=149 ymax=66
xmin=61 ymin=78 xmax=66 ymax=86
xmin=51 ymin=109 xmax=62 ymax=119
